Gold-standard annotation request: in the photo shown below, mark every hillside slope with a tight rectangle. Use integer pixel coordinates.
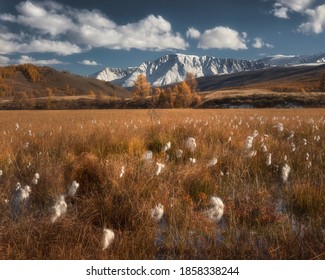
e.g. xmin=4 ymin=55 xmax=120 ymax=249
xmin=197 ymin=64 xmax=325 ymax=92
xmin=0 ymin=64 xmax=131 ymax=99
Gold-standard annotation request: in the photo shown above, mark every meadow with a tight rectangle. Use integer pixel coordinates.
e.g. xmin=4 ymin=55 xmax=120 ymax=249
xmin=0 ymin=109 xmax=324 ymax=260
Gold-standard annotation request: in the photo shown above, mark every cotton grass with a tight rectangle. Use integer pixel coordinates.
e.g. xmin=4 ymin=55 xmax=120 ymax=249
xmin=102 ymin=228 xmax=115 ymax=250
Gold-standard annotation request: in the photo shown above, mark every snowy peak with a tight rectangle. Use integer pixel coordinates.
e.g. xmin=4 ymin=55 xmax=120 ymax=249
xmin=92 ymin=67 xmax=128 ymax=81
xmin=90 ymin=53 xmax=266 ymax=87
xmin=258 ymin=52 xmax=325 ymax=66
xmin=90 ymin=52 xmax=325 ymax=87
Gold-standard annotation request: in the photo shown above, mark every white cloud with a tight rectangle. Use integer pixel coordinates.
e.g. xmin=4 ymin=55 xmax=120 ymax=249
xmin=78 ymin=59 xmax=100 ymax=66
xmin=271 ymin=1 xmax=325 ymax=34
xmin=14 ymin=1 xmax=76 ymax=36
xmin=78 ymin=14 xmax=188 ymax=50
xmin=278 ymin=0 xmax=313 ymax=12
xmin=76 ymin=10 xmax=116 ymax=30
xmin=198 ymin=26 xmax=247 ymax=50
xmin=272 ymin=0 xmax=314 ymax=18
xmin=0 ymin=1 xmax=188 ymax=52
xmin=252 ymin=37 xmax=274 ymax=48
xmin=298 ymin=5 xmax=325 ymax=34
xmin=273 ymin=4 xmax=290 ymax=18
xmin=0 ymin=31 xmax=23 ymax=54
xmin=113 ymin=15 xmax=188 ymax=50
xmin=0 ymin=55 xmax=10 ymax=65
xmin=17 ymin=55 xmax=65 ymax=65
xmin=0 ymin=35 xmax=82 ymax=56
xmin=0 ymin=13 xmax=16 ymax=22
xmin=18 ymin=39 xmax=82 ymax=55
xmin=186 ymin=27 xmax=201 ymax=39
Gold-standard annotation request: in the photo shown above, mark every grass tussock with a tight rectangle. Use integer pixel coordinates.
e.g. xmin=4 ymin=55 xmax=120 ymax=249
xmin=0 ymin=109 xmax=324 ymax=260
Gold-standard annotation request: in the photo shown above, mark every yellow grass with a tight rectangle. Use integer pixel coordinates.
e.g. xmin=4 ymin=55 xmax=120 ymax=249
xmin=0 ymin=109 xmax=324 ymax=259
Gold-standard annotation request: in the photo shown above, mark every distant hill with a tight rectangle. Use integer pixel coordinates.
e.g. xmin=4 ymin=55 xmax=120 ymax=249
xmin=197 ymin=64 xmax=325 ymax=108
xmin=197 ymin=63 xmax=325 ymax=92
xmin=0 ymin=64 xmax=131 ymax=99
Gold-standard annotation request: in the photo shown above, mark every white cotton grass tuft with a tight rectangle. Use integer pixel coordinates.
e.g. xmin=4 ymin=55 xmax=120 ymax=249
xmin=189 ymin=158 xmax=196 ymax=164
xmin=12 ymin=183 xmax=31 ymax=204
xmin=0 ymin=169 xmax=3 ymax=177
xmin=20 ymin=185 xmax=31 ymax=201
xmin=67 ymin=180 xmax=79 ymax=197
xmin=281 ymin=163 xmax=291 ymax=183
xmin=161 ymin=141 xmax=171 ymax=153
xmin=176 ymin=149 xmax=183 ymax=159
xmin=205 ymin=196 xmax=225 ymax=222
xmin=51 ymin=195 xmax=67 ymax=223
xmin=14 ymin=182 xmax=21 ymax=191
xmin=275 ymin=123 xmax=284 ymax=132
xmin=261 ymin=144 xmax=268 ymax=153
xmin=287 ymin=131 xmax=295 ymax=140
xmin=10 ymin=183 xmax=26 ymax=218
xmin=208 ymin=157 xmax=218 ymax=167
xmin=266 ymin=153 xmax=272 ymax=166
xmin=143 ymin=150 xmax=153 ymax=161
xmin=314 ymin=135 xmax=320 ymax=142
xmin=246 ymin=150 xmax=257 ymax=158
xmin=23 ymin=142 xmax=29 ymax=149
xmin=245 ymin=136 xmax=254 ymax=149
xmin=102 ymin=228 xmax=115 ymax=250
xmin=150 ymin=203 xmax=164 ymax=222
xmin=185 ymin=137 xmax=197 ymax=153
xmin=119 ymin=166 xmax=125 ymax=178
xmin=11 ymin=184 xmax=32 ymax=217
xmin=31 ymin=173 xmax=40 ymax=185
xmin=155 ymin=162 xmax=165 ymax=176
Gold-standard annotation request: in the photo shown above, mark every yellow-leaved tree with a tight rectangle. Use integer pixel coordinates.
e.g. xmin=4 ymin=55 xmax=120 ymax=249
xmin=185 ymin=72 xmax=198 ymax=93
xmin=133 ymin=74 xmax=151 ymax=98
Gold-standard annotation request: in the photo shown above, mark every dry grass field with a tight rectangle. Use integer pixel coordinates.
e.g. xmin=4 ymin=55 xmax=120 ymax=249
xmin=0 ymin=109 xmax=324 ymax=260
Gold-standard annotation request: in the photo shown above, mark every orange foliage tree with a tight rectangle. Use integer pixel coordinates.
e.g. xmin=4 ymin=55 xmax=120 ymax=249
xmin=133 ymin=74 xmax=151 ymax=98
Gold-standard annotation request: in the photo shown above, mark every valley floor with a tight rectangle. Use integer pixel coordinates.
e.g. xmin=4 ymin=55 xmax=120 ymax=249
xmin=0 ymin=109 xmax=324 ymax=259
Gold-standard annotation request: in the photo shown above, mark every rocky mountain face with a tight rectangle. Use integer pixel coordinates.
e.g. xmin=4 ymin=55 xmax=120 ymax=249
xmin=91 ymin=52 xmax=325 ymax=87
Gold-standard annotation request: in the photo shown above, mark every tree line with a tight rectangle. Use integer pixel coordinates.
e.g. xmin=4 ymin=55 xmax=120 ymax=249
xmin=132 ymin=72 xmax=202 ymax=108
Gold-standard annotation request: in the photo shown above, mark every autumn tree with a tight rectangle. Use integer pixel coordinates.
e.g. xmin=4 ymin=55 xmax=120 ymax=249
xmin=173 ymin=83 xmax=190 ymax=108
xmin=158 ymin=89 xmax=169 ymax=108
xmin=19 ymin=64 xmax=40 ymax=83
xmin=185 ymin=72 xmax=198 ymax=93
xmin=166 ymin=87 xmax=175 ymax=108
xmin=153 ymin=87 xmax=161 ymax=96
xmin=180 ymin=81 xmax=192 ymax=107
xmin=133 ymin=74 xmax=151 ymax=98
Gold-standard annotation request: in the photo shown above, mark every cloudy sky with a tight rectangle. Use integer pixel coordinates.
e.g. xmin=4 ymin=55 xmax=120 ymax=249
xmin=0 ymin=0 xmax=324 ymax=75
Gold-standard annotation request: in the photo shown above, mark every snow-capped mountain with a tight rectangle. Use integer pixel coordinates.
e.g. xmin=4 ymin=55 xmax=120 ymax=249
xmin=91 ymin=52 xmax=325 ymax=87
xmin=90 ymin=53 xmax=266 ymax=87
xmin=258 ymin=52 xmax=325 ymax=66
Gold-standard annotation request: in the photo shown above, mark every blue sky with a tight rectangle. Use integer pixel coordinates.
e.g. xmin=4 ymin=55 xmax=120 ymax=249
xmin=0 ymin=0 xmax=324 ymax=75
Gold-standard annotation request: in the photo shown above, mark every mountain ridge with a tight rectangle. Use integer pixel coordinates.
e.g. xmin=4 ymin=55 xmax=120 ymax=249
xmin=90 ymin=52 xmax=325 ymax=87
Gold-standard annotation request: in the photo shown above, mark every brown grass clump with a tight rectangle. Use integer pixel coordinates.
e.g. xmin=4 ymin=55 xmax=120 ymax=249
xmin=0 ymin=109 xmax=324 ymax=260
